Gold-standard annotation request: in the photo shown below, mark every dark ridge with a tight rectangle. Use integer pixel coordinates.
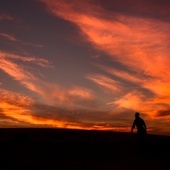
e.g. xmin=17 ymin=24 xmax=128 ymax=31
xmin=0 ymin=128 xmax=170 ymax=170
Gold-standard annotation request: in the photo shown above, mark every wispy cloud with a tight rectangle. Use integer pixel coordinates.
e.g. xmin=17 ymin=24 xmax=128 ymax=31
xmin=1 ymin=0 xmax=169 ymax=134
xmin=0 ymin=51 xmax=51 ymax=67
xmin=0 ymin=88 xmax=129 ymax=131
xmin=0 ymin=50 xmax=96 ymax=109
xmin=36 ymin=84 xmax=96 ymax=109
xmin=41 ymin=0 xmax=170 ymax=119
xmin=86 ymin=74 xmax=121 ymax=92
xmin=94 ymin=64 xmax=144 ymax=84
xmin=0 ymin=33 xmax=18 ymax=41
xmin=0 ymin=89 xmax=33 ymax=106
xmin=0 ymin=51 xmax=51 ymax=94
xmin=0 ymin=89 xmax=80 ymax=128
xmin=68 ymin=86 xmax=94 ymax=100
xmin=0 ymin=32 xmax=44 ymax=48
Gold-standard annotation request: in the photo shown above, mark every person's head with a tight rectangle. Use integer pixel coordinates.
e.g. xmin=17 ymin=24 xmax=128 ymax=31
xmin=135 ymin=112 xmax=140 ymax=118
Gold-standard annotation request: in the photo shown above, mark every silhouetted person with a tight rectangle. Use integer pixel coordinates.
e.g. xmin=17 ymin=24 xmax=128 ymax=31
xmin=131 ymin=112 xmax=147 ymax=145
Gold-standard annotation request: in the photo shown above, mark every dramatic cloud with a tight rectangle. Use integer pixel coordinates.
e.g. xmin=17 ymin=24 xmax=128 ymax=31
xmin=0 ymin=51 xmax=96 ymax=109
xmin=0 ymin=51 xmax=51 ymax=94
xmin=0 ymin=0 xmax=170 ymax=135
xmin=0 ymin=89 xmax=130 ymax=131
xmin=0 ymin=89 xmax=83 ymax=128
xmin=41 ymin=0 xmax=170 ymax=119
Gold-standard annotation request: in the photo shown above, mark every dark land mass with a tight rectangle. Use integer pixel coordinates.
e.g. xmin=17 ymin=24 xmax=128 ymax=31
xmin=0 ymin=128 xmax=170 ymax=170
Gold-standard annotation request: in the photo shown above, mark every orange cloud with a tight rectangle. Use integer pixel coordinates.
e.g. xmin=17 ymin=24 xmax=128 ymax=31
xmin=0 ymin=51 xmax=52 ymax=94
xmin=1 ymin=102 xmax=129 ymax=131
xmin=0 ymin=101 xmax=78 ymax=129
xmin=0 ymin=50 xmax=95 ymax=108
xmin=86 ymin=74 xmax=121 ymax=92
xmin=0 ymin=89 xmax=33 ymax=107
xmin=68 ymin=86 xmax=94 ymax=100
xmin=94 ymin=64 xmax=144 ymax=84
xmin=1 ymin=0 xmax=169 ymax=134
xmin=0 ymin=89 xmax=81 ymax=128
xmin=0 ymin=89 xmax=127 ymax=131
xmin=0 ymin=51 xmax=50 ymax=67
xmin=41 ymin=0 xmax=170 ymax=120
xmin=38 ymin=84 xmax=96 ymax=109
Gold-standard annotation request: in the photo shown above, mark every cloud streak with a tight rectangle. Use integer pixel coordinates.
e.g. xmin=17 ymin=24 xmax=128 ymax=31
xmin=0 ymin=51 xmax=50 ymax=94
xmin=0 ymin=32 xmax=44 ymax=48
xmin=86 ymin=74 xmax=121 ymax=92
xmin=0 ymin=33 xmax=18 ymax=41
xmin=0 ymin=89 xmax=130 ymax=131
xmin=0 ymin=50 xmax=96 ymax=110
xmin=41 ymin=0 xmax=170 ymax=119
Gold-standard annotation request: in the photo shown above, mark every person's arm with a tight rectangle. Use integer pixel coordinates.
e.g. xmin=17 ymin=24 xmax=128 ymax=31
xmin=143 ymin=120 xmax=147 ymax=134
xmin=131 ymin=120 xmax=135 ymax=133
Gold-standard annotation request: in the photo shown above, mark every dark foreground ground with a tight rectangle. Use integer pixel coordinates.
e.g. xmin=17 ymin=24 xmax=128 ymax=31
xmin=0 ymin=128 xmax=170 ymax=170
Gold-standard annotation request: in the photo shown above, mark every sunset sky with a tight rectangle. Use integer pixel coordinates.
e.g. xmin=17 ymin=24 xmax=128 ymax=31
xmin=0 ymin=0 xmax=170 ymax=135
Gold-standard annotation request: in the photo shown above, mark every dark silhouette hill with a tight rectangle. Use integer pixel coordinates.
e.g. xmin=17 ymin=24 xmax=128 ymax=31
xmin=0 ymin=128 xmax=170 ymax=170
